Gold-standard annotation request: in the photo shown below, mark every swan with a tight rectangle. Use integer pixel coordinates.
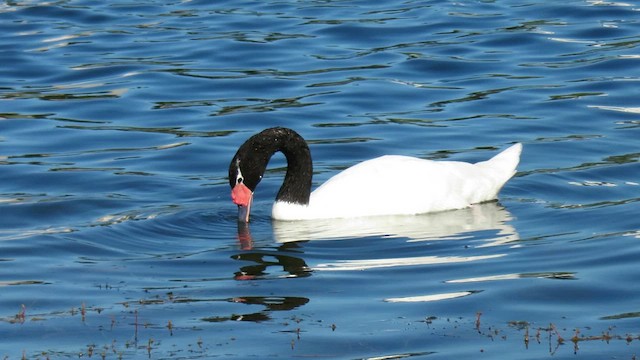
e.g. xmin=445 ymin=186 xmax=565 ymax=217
xmin=229 ymin=127 xmax=522 ymax=222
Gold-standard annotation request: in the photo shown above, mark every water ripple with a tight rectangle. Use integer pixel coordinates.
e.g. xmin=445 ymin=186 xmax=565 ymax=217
xmin=2 ymin=0 xmax=640 ymax=358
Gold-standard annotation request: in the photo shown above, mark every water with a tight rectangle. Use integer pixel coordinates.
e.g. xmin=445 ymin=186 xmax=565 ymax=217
xmin=1 ymin=0 xmax=639 ymax=358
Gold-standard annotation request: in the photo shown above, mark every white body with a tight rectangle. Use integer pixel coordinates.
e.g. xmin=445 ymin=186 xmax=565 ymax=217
xmin=272 ymin=143 xmax=522 ymax=221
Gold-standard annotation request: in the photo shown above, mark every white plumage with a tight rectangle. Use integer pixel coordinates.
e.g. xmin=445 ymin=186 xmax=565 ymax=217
xmin=272 ymin=143 xmax=522 ymax=220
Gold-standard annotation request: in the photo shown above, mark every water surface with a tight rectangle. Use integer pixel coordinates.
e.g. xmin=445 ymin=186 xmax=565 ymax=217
xmin=1 ymin=0 xmax=640 ymax=358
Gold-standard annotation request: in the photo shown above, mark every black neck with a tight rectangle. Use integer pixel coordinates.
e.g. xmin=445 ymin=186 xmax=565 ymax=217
xmin=231 ymin=127 xmax=312 ymax=205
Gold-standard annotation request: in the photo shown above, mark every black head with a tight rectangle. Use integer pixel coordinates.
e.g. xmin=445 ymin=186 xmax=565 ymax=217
xmin=228 ymin=130 xmax=278 ymax=192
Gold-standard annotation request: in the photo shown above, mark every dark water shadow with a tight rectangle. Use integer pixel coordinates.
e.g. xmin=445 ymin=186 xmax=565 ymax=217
xmin=201 ymin=296 xmax=310 ymax=323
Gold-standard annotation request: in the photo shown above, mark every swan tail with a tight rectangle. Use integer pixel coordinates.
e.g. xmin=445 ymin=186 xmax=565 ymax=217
xmin=477 ymin=143 xmax=522 ymax=184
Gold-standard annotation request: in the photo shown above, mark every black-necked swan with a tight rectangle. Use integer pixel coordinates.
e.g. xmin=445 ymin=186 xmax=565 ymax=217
xmin=229 ymin=127 xmax=522 ymax=222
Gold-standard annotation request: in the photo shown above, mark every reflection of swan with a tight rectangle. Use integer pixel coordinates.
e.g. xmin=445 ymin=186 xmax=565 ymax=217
xmin=272 ymin=202 xmax=519 ymax=247
xmin=231 ymin=250 xmax=312 ymax=279
xmin=233 ymin=224 xmax=312 ymax=278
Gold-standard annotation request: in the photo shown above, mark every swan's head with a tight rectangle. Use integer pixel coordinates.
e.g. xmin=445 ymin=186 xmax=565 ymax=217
xmin=229 ymin=160 xmax=252 ymax=223
xmin=228 ymin=136 xmax=269 ymax=222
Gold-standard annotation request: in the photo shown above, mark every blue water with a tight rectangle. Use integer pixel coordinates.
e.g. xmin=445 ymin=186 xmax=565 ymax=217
xmin=1 ymin=0 xmax=639 ymax=358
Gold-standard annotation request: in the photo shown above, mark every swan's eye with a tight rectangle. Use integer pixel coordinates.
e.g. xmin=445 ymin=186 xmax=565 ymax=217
xmin=235 ymin=161 xmax=244 ymax=185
